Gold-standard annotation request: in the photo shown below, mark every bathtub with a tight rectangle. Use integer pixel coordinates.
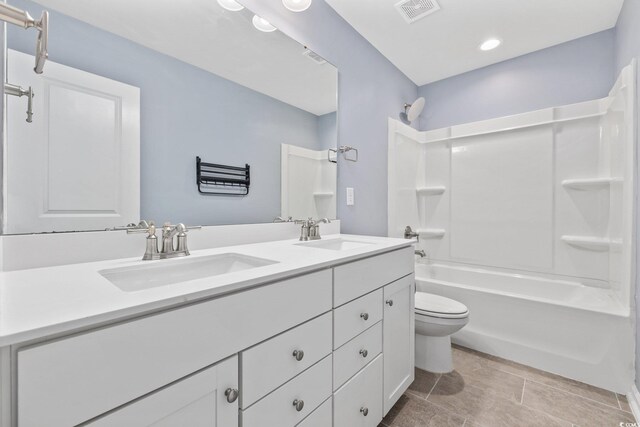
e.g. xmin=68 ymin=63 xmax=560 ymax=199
xmin=415 ymin=262 xmax=634 ymax=393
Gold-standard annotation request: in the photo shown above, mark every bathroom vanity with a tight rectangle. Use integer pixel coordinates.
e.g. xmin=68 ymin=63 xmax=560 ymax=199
xmin=0 ymin=235 xmax=414 ymax=426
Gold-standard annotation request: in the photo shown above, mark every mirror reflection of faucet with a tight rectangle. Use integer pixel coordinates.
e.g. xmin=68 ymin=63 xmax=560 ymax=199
xmin=273 ymin=216 xmax=293 ymax=223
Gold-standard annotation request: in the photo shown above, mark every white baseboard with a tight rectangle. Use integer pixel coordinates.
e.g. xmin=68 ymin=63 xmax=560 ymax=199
xmin=627 ymin=384 xmax=640 ymax=422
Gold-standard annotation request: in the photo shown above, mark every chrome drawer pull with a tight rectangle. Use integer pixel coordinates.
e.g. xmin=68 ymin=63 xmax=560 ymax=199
xmin=386 ymin=299 xmax=394 ymax=307
xmin=293 ymin=399 xmax=305 ymax=412
xmin=360 ymin=407 xmax=369 ymax=416
xmin=359 ymin=349 xmax=368 ymax=358
xmin=360 ymin=312 xmax=369 ymax=321
xmin=224 ymin=388 xmax=239 ymax=403
xmin=292 ymin=349 xmax=305 ymax=361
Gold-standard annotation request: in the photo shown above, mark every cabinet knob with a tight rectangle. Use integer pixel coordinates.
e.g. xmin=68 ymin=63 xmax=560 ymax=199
xmin=386 ymin=299 xmax=394 ymax=307
xmin=360 ymin=312 xmax=369 ymax=321
xmin=293 ymin=399 xmax=305 ymax=412
xmin=360 ymin=407 xmax=369 ymax=416
xmin=292 ymin=349 xmax=305 ymax=361
xmin=359 ymin=349 xmax=368 ymax=358
xmin=224 ymin=388 xmax=239 ymax=403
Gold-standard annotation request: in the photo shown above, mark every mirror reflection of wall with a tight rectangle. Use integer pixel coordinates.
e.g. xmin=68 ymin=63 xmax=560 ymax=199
xmin=4 ymin=0 xmax=337 ymax=234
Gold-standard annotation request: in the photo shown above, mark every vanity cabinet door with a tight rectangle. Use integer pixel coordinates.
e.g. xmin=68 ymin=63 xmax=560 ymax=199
xmin=383 ymin=275 xmax=415 ymax=414
xmin=87 ymin=356 xmax=239 ymax=427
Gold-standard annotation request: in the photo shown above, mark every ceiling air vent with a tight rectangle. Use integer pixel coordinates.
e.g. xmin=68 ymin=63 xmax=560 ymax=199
xmin=303 ymin=47 xmax=327 ymax=65
xmin=395 ymin=0 xmax=440 ymax=24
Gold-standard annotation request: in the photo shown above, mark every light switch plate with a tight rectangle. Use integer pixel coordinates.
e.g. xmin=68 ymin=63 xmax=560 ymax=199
xmin=346 ymin=187 xmax=355 ymax=206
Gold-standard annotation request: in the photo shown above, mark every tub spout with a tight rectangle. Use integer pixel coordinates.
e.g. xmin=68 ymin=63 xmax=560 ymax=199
xmin=415 ymin=249 xmax=426 ymax=258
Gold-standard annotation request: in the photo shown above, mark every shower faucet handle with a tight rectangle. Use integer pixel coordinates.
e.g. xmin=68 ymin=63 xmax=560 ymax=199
xmin=404 ymin=226 xmax=420 ymax=241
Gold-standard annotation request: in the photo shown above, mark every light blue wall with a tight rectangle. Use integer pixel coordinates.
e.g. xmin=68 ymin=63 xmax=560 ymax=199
xmin=418 ymin=30 xmax=616 ymax=131
xmin=241 ymin=0 xmax=418 ymax=236
xmin=614 ymin=0 xmax=640 ymax=390
xmin=7 ymin=0 xmax=331 ymax=227
xmin=318 ymin=112 xmax=337 ymax=151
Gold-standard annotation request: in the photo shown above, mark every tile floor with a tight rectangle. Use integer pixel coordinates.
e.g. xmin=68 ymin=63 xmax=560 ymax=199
xmin=380 ymin=345 xmax=635 ymax=427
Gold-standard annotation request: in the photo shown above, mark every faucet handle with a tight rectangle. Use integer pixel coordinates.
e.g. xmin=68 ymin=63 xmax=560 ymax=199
xmin=125 ymin=220 xmax=156 ymax=236
xmin=175 ymin=224 xmax=200 ymax=254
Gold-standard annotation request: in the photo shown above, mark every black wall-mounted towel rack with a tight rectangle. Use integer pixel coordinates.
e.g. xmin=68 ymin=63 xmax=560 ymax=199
xmin=196 ymin=156 xmax=250 ymax=196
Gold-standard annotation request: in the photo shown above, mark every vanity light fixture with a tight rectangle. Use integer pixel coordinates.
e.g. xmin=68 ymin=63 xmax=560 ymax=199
xmin=252 ymin=15 xmax=277 ymax=32
xmin=282 ymin=0 xmax=312 ymax=12
xmin=217 ymin=0 xmax=244 ymax=12
xmin=480 ymin=38 xmax=501 ymax=51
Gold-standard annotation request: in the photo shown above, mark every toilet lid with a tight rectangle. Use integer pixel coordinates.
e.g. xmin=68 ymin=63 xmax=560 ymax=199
xmin=415 ymin=292 xmax=468 ymax=316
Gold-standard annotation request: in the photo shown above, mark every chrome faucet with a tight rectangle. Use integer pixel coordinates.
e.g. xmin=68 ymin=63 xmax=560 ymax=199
xmin=404 ymin=225 xmax=420 ymax=241
xmin=273 ymin=216 xmax=293 ymax=223
xmin=415 ymin=249 xmax=426 ymax=258
xmin=127 ymin=220 xmax=201 ymax=260
xmin=295 ymin=218 xmax=331 ymax=241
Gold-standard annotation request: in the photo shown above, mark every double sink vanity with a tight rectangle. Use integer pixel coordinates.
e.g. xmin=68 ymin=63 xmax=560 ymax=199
xmin=0 ymin=0 xmax=414 ymax=425
xmin=0 ymin=233 xmax=415 ymax=426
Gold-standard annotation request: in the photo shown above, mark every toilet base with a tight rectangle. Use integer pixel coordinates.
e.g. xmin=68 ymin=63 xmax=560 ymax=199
xmin=415 ymin=333 xmax=454 ymax=373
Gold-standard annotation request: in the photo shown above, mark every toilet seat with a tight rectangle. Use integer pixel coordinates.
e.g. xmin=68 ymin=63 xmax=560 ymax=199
xmin=415 ymin=292 xmax=468 ymax=319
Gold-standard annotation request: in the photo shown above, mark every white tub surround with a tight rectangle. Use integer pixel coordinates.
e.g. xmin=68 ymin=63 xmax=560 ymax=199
xmin=281 ymin=143 xmax=337 ymax=220
xmin=0 ymin=234 xmax=414 ymax=427
xmin=388 ymin=61 xmax=637 ymax=393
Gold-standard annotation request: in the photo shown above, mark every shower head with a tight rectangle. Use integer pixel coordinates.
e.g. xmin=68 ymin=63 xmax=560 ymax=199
xmin=400 ymin=97 xmax=425 ymax=124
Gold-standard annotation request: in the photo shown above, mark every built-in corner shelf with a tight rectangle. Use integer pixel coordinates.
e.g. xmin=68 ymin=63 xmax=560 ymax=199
xmin=313 ymin=192 xmax=334 ymax=198
xmin=417 ymin=228 xmax=446 ymax=238
xmin=561 ymin=177 xmax=622 ymax=190
xmin=561 ymin=235 xmax=622 ymax=251
xmin=416 ymin=186 xmax=446 ymax=196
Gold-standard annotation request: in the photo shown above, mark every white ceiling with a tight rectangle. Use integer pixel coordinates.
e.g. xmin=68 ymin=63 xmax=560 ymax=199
xmin=325 ymin=0 xmax=624 ymax=86
xmin=32 ymin=0 xmax=337 ymax=116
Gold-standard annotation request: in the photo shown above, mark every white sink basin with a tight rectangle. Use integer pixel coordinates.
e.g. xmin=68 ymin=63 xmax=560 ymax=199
xmin=100 ymin=253 xmax=278 ymax=292
xmin=295 ymin=238 xmax=373 ymax=251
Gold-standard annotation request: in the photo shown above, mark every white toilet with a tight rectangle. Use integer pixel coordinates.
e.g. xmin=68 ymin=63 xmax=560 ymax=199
xmin=415 ymin=292 xmax=469 ymax=373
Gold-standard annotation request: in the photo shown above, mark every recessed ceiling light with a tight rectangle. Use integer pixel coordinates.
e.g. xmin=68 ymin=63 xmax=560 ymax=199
xmin=282 ymin=0 xmax=312 ymax=12
xmin=480 ymin=38 xmax=501 ymax=51
xmin=252 ymin=15 xmax=277 ymax=32
xmin=217 ymin=0 xmax=244 ymax=12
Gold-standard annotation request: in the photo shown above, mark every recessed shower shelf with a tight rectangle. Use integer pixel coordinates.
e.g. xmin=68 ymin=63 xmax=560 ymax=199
xmin=561 ymin=177 xmax=622 ymax=190
xmin=416 ymin=186 xmax=446 ymax=196
xmin=313 ymin=192 xmax=334 ymax=198
xmin=561 ymin=235 xmax=622 ymax=251
xmin=417 ymin=228 xmax=446 ymax=238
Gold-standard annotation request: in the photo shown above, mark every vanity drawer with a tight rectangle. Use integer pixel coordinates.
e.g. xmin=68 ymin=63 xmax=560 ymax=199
xmin=333 ymin=321 xmax=382 ymax=390
xmin=17 ymin=270 xmax=332 ymax=427
xmin=333 ymin=289 xmax=382 ymax=349
xmin=333 ymin=354 xmax=383 ymax=427
xmin=241 ymin=312 xmax=332 ymax=408
xmin=297 ymin=397 xmax=332 ymax=427
xmin=333 ymin=246 xmax=413 ymax=307
xmin=241 ymin=355 xmax=332 ymax=427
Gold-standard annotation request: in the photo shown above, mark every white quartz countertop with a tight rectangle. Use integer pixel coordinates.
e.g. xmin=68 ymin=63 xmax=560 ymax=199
xmin=0 ymin=234 xmax=412 ymax=346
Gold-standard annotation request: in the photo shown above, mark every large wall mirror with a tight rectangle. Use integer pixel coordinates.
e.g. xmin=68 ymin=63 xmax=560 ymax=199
xmin=4 ymin=0 xmax=338 ymax=234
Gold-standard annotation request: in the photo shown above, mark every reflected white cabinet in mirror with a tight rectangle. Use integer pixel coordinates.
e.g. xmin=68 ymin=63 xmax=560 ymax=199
xmin=4 ymin=0 xmax=338 ymax=233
